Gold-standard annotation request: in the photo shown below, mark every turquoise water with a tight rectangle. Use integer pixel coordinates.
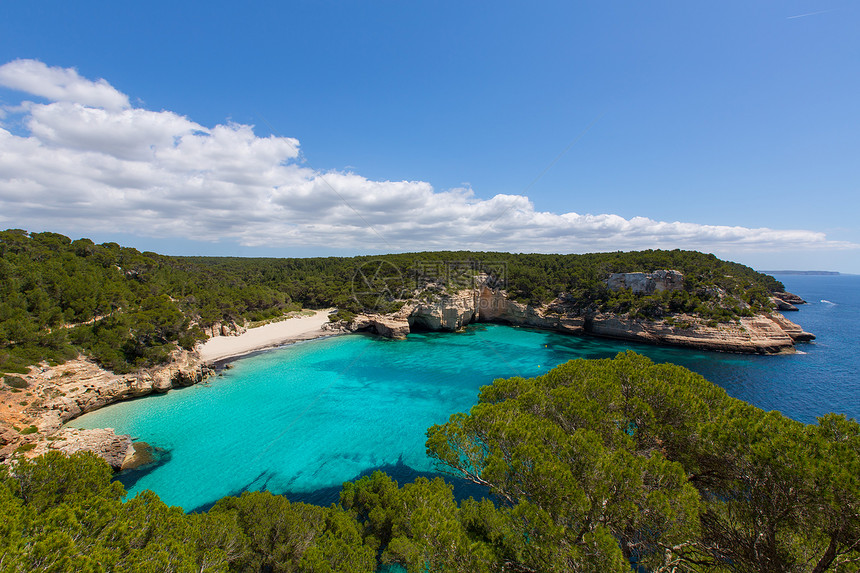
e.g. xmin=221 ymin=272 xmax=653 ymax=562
xmin=69 ymin=274 xmax=859 ymax=511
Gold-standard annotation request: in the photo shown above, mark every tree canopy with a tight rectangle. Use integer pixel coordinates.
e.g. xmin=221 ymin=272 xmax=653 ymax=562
xmin=1 ymin=354 xmax=857 ymax=572
xmin=426 ymin=352 xmax=860 ymax=572
xmin=1 ymin=229 xmax=785 ymax=375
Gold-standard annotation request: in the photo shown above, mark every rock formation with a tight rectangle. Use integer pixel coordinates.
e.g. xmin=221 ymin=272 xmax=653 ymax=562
xmin=771 ymin=297 xmax=799 ymax=311
xmin=338 ymin=269 xmax=813 ymax=357
xmin=30 ymin=427 xmax=133 ymax=470
xmin=348 ymin=314 xmax=411 ymax=339
xmin=477 ymin=286 xmax=584 ymax=334
xmin=408 ymin=290 xmax=478 ymax=331
xmin=585 ymin=313 xmax=812 ymax=354
xmin=121 ymin=441 xmax=158 ymax=471
xmin=207 ymin=321 xmax=247 ymax=338
xmin=774 ymin=291 xmax=807 ymax=305
xmin=0 ymin=349 xmax=210 ymax=465
xmin=768 ymin=313 xmax=816 ymax=342
xmin=31 ymin=349 xmax=209 ymax=435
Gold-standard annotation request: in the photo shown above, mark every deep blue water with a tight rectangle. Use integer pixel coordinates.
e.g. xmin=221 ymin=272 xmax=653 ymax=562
xmin=69 ymin=274 xmax=859 ymax=511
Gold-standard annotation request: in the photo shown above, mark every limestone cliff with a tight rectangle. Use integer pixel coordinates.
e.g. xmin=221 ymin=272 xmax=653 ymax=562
xmin=768 ymin=313 xmax=816 ymax=342
xmin=774 ymin=291 xmax=807 ymax=305
xmin=348 ymin=313 xmax=411 ymax=339
xmin=27 ymin=428 xmax=133 ymax=470
xmin=0 ymin=349 xmax=210 ymax=464
xmin=340 ymin=280 xmax=813 ymax=357
xmin=477 ymin=286 xmax=584 ymax=334
xmin=772 ymin=297 xmax=799 ymax=311
xmin=408 ymin=290 xmax=478 ymax=331
xmin=585 ymin=314 xmax=809 ymax=354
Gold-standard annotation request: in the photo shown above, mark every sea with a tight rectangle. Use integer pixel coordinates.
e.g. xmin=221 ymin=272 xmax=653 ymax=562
xmin=68 ymin=274 xmax=859 ymax=512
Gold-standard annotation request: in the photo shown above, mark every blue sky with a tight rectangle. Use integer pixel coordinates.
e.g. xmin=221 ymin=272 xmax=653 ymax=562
xmin=1 ymin=1 xmax=858 ymax=272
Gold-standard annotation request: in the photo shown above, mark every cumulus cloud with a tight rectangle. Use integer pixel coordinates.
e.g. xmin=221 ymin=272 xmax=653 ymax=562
xmin=0 ymin=59 xmax=129 ymax=110
xmin=0 ymin=60 xmax=855 ymax=255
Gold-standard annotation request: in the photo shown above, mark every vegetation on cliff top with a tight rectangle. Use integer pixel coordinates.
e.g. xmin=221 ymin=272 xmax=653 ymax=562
xmin=2 ymin=353 xmax=858 ymax=572
xmin=0 ymin=230 xmax=300 ymax=374
xmin=1 ymin=229 xmax=784 ymax=374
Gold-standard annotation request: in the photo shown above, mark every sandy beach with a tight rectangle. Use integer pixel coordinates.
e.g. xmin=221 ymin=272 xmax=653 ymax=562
xmin=197 ymin=309 xmax=337 ymax=363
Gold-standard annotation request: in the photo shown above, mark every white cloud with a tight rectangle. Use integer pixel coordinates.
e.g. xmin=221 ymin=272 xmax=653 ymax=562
xmin=0 ymin=59 xmax=130 ymax=110
xmin=0 ymin=60 xmax=856 ymax=256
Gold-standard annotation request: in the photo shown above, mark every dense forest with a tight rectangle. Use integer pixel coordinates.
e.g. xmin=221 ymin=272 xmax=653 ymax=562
xmin=2 ymin=353 xmax=858 ymax=572
xmin=1 ymin=229 xmax=784 ymax=375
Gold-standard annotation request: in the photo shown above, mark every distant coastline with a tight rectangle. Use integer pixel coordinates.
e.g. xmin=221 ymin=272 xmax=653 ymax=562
xmin=760 ymin=270 xmax=841 ymax=276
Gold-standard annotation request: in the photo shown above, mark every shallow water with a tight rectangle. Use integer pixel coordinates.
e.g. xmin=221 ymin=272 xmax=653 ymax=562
xmin=69 ymin=274 xmax=859 ymax=510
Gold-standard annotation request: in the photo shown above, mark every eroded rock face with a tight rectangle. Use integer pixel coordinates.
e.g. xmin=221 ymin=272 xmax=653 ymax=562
xmin=769 ymin=313 xmax=816 ymax=342
xmin=208 ymin=322 xmax=246 ymax=338
xmin=40 ymin=427 xmax=133 ymax=470
xmin=0 ymin=350 xmax=211 ymax=462
xmin=409 ymin=290 xmax=478 ymax=331
xmin=774 ymin=291 xmax=806 ymax=305
xmin=586 ymin=313 xmax=809 ymax=354
xmin=32 ymin=350 xmax=208 ymax=434
xmin=607 ymin=270 xmax=685 ymax=294
xmin=349 ymin=314 xmax=411 ymax=339
xmin=477 ymin=286 xmax=585 ymax=334
xmin=772 ymin=297 xmax=799 ymax=311
xmin=343 ymin=282 xmax=810 ymax=356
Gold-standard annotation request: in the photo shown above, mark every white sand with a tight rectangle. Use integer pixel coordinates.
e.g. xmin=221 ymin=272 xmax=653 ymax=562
xmin=197 ymin=309 xmax=337 ymax=363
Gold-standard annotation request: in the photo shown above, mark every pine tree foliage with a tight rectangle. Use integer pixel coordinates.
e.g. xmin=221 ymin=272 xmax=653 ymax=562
xmin=1 ymin=355 xmax=857 ymax=572
xmin=1 ymin=229 xmax=784 ymax=374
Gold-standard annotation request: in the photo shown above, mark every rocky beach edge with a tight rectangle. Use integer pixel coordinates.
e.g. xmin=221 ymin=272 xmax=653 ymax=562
xmin=0 ymin=309 xmax=341 ymax=468
xmin=1 ymin=276 xmax=814 ymax=470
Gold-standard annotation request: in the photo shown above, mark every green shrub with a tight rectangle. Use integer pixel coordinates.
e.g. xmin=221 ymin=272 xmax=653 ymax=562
xmin=329 ymin=310 xmax=356 ymax=322
xmin=15 ymin=442 xmax=37 ymax=452
xmin=3 ymin=375 xmax=29 ymax=389
xmin=19 ymin=425 xmax=38 ymax=435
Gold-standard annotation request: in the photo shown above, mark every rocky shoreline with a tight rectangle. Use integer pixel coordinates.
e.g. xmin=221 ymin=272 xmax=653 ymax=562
xmin=341 ymin=279 xmax=814 ymax=355
xmin=1 ymin=271 xmax=815 ymax=470
xmin=0 ymin=314 xmax=341 ymax=468
xmin=0 ymin=348 xmax=211 ymax=468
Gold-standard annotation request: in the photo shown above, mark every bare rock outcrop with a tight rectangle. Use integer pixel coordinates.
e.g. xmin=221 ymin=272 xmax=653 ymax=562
xmin=774 ymin=291 xmax=807 ymax=305
xmin=14 ymin=427 xmax=161 ymax=471
xmin=31 ymin=349 xmax=208 ymax=435
xmin=28 ymin=427 xmax=134 ymax=470
xmin=772 ymin=297 xmax=799 ymax=311
xmin=409 ymin=290 xmax=478 ymax=331
xmin=477 ymin=286 xmax=585 ymax=334
xmin=0 ymin=349 xmax=211 ymax=462
xmin=586 ymin=313 xmax=810 ymax=354
xmin=607 ymin=270 xmax=685 ymax=294
xmin=207 ymin=321 xmax=247 ymax=338
xmin=769 ymin=312 xmax=816 ymax=342
xmin=121 ymin=441 xmax=158 ymax=471
xmin=349 ymin=314 xmax=411 ymax=339
xmin=342 ymin=280 xmax=810 ymax=355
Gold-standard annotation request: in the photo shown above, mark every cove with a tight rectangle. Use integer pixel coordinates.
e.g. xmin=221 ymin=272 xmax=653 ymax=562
xmin=68 ymin=275 xmax=860 ymax=511
xmin=72 ymin=324 xmax=610 ymax=511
